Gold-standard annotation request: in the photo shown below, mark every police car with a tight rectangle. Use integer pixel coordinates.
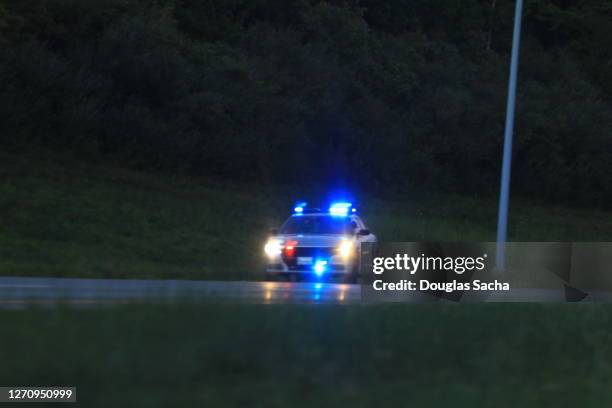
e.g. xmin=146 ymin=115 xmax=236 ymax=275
xmin=264 ymin=202 xmax=376 ymax=282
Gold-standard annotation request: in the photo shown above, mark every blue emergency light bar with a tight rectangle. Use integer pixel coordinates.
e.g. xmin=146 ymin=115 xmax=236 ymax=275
xmin=293 ymin=201 xmax=356 ymax=215
xmin=293 ymin=202 xmax=307 ymax=213
xmin=329 ymin=202 xmax=353 ymax=216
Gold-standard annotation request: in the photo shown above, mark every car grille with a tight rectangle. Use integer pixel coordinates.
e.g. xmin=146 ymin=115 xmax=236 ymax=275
xmin=282 ymin=247 xmax=337 ymax=270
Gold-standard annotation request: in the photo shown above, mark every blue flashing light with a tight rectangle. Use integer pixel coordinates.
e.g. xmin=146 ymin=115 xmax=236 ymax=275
xmin=314 ymin=282 xmax=323 ymax=290
xmin=294 ymin=201 xmax=307 ymax=214
xmin=329 ymin=202 xmax=352 ymax=216
xmin=313 ymin=260 xmax=328 ymax=276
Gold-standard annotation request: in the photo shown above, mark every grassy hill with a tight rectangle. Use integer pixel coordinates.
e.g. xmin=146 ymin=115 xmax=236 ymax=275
xmin=1 ymin=151 xmax=610 ymax=280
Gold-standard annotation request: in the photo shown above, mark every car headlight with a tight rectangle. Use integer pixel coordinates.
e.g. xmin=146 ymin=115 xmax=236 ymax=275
xmin=264 ymin=239 xmax=283 ymax=257
xmin=337 ymin=240 xmax=354 ymax=259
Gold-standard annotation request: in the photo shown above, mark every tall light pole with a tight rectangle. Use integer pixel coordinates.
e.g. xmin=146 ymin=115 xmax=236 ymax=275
xmin=496 ymin=0 xmax=524 ymax=272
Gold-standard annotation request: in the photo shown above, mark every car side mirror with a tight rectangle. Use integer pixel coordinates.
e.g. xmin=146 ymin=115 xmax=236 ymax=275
xmin=268 ymin=228 xmax=278 ymax=235
xmin=358 ymin=229 xmax=370 ymax=236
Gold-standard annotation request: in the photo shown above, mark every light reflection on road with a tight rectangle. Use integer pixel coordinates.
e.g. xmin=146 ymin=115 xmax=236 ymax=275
xmin=260 ymin=281 xmax=358 ymax=304
xmin=1 ymin=277 xmax=609 ymax=307
xmin=0 ymin=277 xmax=361 ymax=307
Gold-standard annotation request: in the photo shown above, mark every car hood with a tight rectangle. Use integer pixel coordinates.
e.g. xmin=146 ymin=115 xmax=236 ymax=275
xmin=275 ymin=234 xmax=349 ymax=248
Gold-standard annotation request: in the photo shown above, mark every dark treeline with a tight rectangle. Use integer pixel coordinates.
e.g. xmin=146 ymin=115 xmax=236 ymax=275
xmin=1 ymin=0 xmax=610 ymax=206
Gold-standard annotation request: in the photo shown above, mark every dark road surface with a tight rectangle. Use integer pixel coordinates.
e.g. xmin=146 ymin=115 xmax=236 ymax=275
xmin=0 ymin=276 xmax=608 ymax=307
xmin=0 ymin=276 xmax=361 ymax=307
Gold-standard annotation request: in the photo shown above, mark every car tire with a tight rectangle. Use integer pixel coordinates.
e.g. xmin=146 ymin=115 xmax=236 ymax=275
xmin=344 ymin=263 xmax=359 ymax=284
xmin=346 ymin=273 xmax=360 ymax=284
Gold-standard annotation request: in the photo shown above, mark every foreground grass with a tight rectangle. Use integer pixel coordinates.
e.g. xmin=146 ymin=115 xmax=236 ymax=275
xmin=1 ymin=303 xmax=612 ymax=407
xmin=0 ymin=151 xmax=610 ymax=280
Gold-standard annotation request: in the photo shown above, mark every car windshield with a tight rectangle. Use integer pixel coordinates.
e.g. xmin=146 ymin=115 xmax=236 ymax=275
xmin=280 ymin=215 xmax=353 ymax=235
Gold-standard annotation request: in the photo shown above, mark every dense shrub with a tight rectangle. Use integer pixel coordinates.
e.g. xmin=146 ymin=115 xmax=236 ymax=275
xmin=0 ymin=0 xmax=610 ymax=206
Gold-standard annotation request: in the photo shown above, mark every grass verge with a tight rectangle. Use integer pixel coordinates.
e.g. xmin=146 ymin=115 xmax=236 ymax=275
xmin=1 ymin=303 xmax=611 ymax=407
xmin=1 ymin=151 xmax=610 ymax=280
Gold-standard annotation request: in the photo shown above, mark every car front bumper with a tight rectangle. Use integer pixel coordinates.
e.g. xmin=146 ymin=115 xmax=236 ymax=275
xmin=266 ymin=256 xmax=355 ymax=276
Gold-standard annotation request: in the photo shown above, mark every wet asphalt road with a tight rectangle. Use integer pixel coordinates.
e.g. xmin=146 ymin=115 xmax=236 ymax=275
xmin=0 ymin=276 xmax=361 ymax=307
xmin=0 ymin=276 xmax=607 ymax=307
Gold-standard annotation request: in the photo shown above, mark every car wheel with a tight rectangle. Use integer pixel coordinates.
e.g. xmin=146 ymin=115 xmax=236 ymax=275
xmin=343 ymin=261 xmax=361 ymax=284
xmin=343 ymin=270 xmax=359 ymax=284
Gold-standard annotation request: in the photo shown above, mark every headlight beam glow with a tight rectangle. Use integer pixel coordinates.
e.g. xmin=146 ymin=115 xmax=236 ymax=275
xmin=264 ymin=239 xmax=283 ymax=257
xmin=338 ymin=240 xmax=354 ymax=258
